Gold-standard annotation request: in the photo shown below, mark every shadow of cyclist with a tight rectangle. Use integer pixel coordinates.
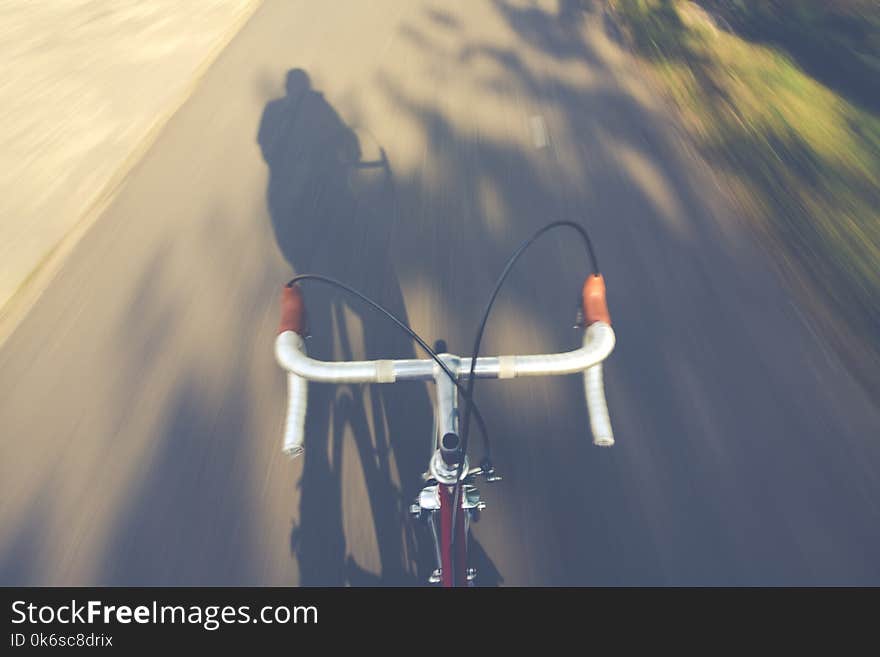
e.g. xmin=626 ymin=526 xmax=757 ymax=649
xmin=259 ymin=68 xmax=438 ymax=585
xmin=258 ymin=69 xmax=362 ymax=271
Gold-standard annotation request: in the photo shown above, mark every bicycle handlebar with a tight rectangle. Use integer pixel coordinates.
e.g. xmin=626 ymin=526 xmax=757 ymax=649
xmin=281 ymin=370 xmax=308 ymax=458
xmin=275 ymin=320 xmax=615 ymax=457
xmin=275 ymin=324 xmax=614 ymax=383
xmin=276 ymin=273 xmax=615 ymax=457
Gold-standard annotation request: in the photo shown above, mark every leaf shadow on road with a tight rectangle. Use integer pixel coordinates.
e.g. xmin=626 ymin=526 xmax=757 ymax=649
xmin=332 ymin=0 xmax=880 ymax=584
xmin=91 ymin=236 xmax=277 ymax=585
xmin=244 ymin=0 xmax=880 ymax=586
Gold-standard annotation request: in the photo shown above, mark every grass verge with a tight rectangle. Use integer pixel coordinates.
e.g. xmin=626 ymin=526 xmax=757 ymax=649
xmin=610 ymin=0 xmax=880 ymax=395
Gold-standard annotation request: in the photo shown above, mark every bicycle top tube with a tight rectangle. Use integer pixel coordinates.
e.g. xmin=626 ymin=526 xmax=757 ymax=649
xmin=275 ymin=321 xmax=615 ymax=384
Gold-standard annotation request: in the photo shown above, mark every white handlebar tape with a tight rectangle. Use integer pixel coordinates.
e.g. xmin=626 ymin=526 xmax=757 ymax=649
xmin=584 ymin=363 xmax=614 ymax=446
xmin=497 ymin=355 xmax=516 ymax=379
xmin=376 ymin=360 xmax=396 ymax=383
xmin=280 ymin=332 xmax=309 ymax=458
xmin=283 ymin=372 xmax=308 ymax=458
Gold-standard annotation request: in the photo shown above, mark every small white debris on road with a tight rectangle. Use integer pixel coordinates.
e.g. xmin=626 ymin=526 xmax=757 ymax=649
xmin=530 ymin=115 xmax=549 ymax=149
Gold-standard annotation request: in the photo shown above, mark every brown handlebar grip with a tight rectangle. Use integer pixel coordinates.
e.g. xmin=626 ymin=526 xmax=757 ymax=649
xmin=279 ymin=283 xmax=307 ymax=335
xmin=582 ymin=274 xmax=611 ymax=326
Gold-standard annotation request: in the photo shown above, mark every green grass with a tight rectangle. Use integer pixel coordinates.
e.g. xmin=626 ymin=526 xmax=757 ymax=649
xmin=612 ymin=0 xmax=880 ymax=390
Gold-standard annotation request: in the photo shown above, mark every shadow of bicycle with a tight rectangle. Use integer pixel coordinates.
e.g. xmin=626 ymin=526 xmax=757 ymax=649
xmin=259 ymin=68 xmax=501 ymax=586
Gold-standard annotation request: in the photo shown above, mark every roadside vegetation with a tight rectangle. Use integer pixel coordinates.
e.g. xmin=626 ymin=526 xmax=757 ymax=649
xmin=610 ymin=0 xmax=880 ymax=393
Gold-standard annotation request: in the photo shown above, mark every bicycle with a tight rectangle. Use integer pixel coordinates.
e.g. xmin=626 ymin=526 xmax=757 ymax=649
xmin=274 ymin=222 xmax=616 ymax=586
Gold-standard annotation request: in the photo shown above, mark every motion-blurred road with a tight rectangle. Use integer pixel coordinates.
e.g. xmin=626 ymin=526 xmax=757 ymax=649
xmin=2 ymin=0 xmax=878 ymax=586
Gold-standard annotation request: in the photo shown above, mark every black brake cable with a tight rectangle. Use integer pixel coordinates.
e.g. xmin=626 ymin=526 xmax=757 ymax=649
xmin=286 ymin=274 xmax=492 ymax=461
xmin=449 ymin=220 xmax=600 ymax=577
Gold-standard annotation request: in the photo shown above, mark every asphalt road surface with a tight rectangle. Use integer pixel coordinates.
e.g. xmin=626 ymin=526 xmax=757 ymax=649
xmin=2 ymin=0 xmax=878 ymax=586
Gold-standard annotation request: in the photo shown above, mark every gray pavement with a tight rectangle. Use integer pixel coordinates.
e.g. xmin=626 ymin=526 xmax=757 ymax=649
xmin=1 ymin=0 xmax=878 ymax=586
